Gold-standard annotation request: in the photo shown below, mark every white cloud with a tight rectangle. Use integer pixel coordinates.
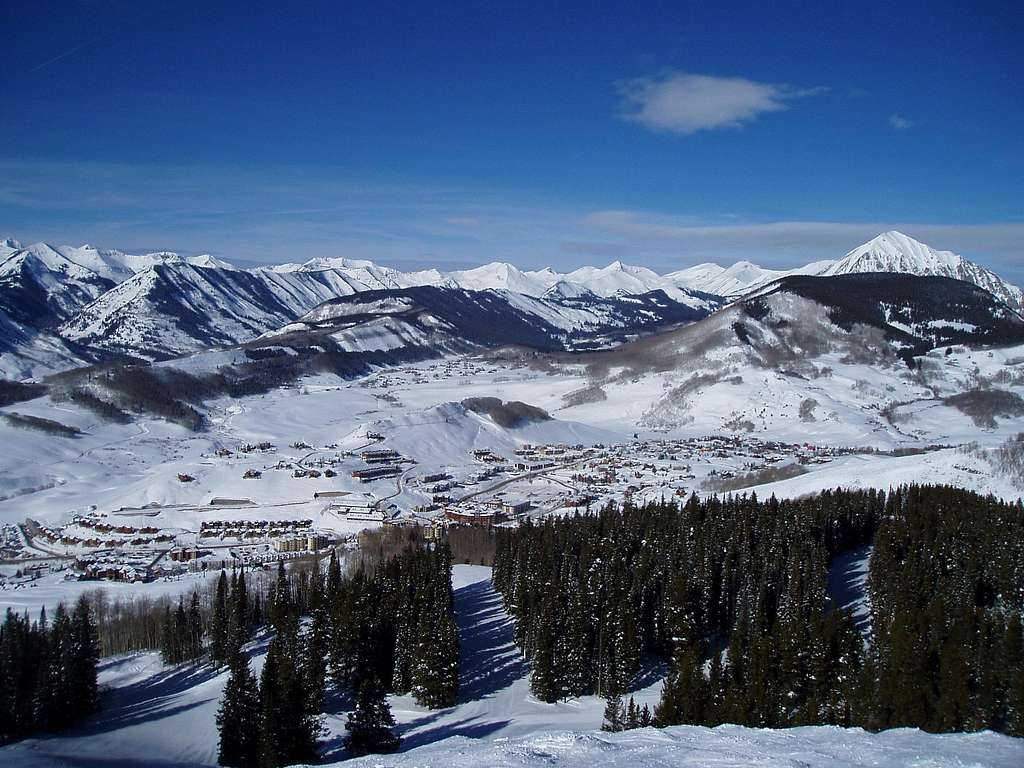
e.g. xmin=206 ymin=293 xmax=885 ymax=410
xmin=618 ymin=72 xmax=824 ymax=135
xmin=889 ymin=113 xmax=914 ymax=130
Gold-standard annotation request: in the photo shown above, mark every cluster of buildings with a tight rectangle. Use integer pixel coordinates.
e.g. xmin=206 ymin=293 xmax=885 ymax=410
xmin=274 ymin=533 xmax=330 ymax=552
xmin=199 ymin=518 xmax=315 ymax=541
xmin=351 ymin=448 xmax=406 ymax=482
xmin=1 ymin=524 xmax=25 ymax=558
xmin=76 ymin=550 xmax=179 ymax=583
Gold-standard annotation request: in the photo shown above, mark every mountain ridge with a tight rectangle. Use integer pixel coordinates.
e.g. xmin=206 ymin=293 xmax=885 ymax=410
xmin=0 ymin=230 xmax=1020 ymax=379
xmin=4 ymin=230 xmax=1015 ymax=307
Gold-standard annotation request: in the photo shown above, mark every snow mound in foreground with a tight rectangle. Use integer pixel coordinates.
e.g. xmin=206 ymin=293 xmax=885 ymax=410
xmin=342 ymin=725 xmax=1023 ymax=768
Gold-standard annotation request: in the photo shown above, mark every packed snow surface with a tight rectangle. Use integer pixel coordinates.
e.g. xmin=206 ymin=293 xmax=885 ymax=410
xmin=337 ymin=726 xmax=1024 ymax=768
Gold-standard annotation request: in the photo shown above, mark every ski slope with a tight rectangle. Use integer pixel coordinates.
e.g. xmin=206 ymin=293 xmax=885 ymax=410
xmin=4 ymin=565 xmax=1022 ymax=768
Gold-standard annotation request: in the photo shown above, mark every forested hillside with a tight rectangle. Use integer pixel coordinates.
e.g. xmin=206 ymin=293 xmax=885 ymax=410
xmin=493 ymin=486 xmax=1024 ymax=735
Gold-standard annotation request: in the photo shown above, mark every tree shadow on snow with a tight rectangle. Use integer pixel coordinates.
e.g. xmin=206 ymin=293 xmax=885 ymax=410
xmin=454 ymin=578 xmax=528 ymax=703
xmin=399 ymin=713 xmax=511 ymax=750
xmin=826 ymin=543 xmax=873 ymax=636
xmin=319 ymin=709 xmax=512 ymax=762
xmin=629 ymin=657 xmax=668 ymax=692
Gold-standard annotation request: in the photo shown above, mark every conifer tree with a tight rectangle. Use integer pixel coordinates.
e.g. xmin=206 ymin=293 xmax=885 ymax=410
xmin=31 ymin=614 xmax=56 ymax=732
xmin=654 ymin=645 xmax=707 ymax=727
xmin=256 ymin=633 xmax=319 ymax=768
xmin=173 ymin=597 xmax=188 ymax=662
xmin=529 ymin=605 xmax=559 ymax=703
xmin=49 ymin=603 xmax=73 ymax=729
xmin=187 ymin=591 xmax=204 ymax=660
xmin=409 ymin=554 xmax=460 ymax=709
xmin=600 ymin=689 xmax=626 ymax=732
xmin=1004 ymin=615 xmax=1024 ymax=736
xmin=326 ymin=548 xmax=342 ymax=604
xmin=625 ymin=696 xmax=640 ymax=729
xmin=304 ymin=603 xmax=329 ymax=714
xmin=216 ymin=655 xmax=260 ymax=767
xmin=555 ymin=581 xmax=590 ymax=698
xmin=345 ymin=675 xmax=400 ymax=757
xmin=639 ymin=703 xmax=653 ymax=727
xmin=257 ymin=641 xmax=283 ymax=768
xmin=211 ymin=571 xmax=230 ymax=666
xmin=232 ymin=570 xmax=250 ymax=639
xmin=160 ymin=604 xmax=176 ymax=665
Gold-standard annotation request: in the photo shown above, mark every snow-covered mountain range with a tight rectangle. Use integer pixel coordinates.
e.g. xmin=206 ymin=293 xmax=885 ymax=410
xmin=668 ymin=231 xmax=1022 ymax=308
xmin=0 ymin=230 xmax=1019 ymax=379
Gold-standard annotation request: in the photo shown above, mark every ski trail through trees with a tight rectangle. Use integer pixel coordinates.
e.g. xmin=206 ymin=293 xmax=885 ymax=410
xmin=453 ymin=566 xmax=528 ymax=703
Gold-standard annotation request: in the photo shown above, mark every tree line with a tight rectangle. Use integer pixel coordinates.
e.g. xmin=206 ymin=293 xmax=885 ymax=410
xmin=0 ymin=596 xmax=100 ymax=745
xmin=492 ymin=485 xmax=1024 ymax=736
xmin=216 ymin=542 xmax=460 ymax=766
xmin=2 ymin=536 xmax=460 ymax=762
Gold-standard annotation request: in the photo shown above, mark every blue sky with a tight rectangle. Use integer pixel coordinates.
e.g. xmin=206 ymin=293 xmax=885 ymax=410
xmin=2 ymin=0 xmax=1022 ymax=278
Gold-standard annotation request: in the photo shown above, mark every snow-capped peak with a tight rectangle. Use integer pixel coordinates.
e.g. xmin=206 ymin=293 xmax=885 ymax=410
xmin=824 ymin=231 xmax=1022 ymax=311
xmin=828 ymin=231 xmax=960 ymax=274
xmin=300 ymin=256 xmax=378 ymax=272
xmin=185 ymin=254 xmax=237 ymax=270
xmin=448 ymin=262 xmax=560 ymax=296
xmin=541 ymin=280 xmax=597 ymax=300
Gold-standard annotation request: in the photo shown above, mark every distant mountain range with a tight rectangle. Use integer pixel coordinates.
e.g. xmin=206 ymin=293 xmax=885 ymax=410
xmin=0 ymin=230 xmax=1020 ymax=380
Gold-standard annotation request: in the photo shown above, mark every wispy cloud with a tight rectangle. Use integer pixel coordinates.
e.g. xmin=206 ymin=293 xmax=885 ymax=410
xmin=3 ymin=157 xmax=1021 ymax=284
xmin=617 ymin=72 xmax=825 ymax=135
xmin=28 ymin=33 xmax=106 ymax=73
xmin=888 ymin=113 xmax=915 ymax=130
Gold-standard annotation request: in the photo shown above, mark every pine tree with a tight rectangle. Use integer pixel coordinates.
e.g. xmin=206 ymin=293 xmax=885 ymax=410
xmin=160 ymin=604 xmax=176 ymax=665
xmin=1004 ymin=615 xmax=1024 ymax=736
xmin=625 ymin=696 xmax=640 ymax=729
xmin=269 ymin=562 xmax=296 ymax=637
xmin=49 ymin=604 xmax=74 ymax=730
xmin=257 ymin=640 xmax=283 ymax=768
xmin=600 ymin=689 xmax=626 ymax=732
xmin=326 ymin=548 xmax=342 ymax=604
xmin=257 ymin=632 xmax=319 ymax=768
xmin=216 ymin=655 xmax=261 ymax=767
xmin=173 ymin=597 xmax=189 ymax=663
xmin=187 ymin=591 xmax=204 ymax=660
xmin=345 ymin=676 xmax=400 ymax=757
xmin=655 ymin=645 xmax=707 ymax=726
xmin=232 ymin=570 xmax=250 ymax=640
xmin=529 ymin=606 xmax=559 ymax=703
xmin=304 ymin=603 xmax=329 ymax=714
xmin=555 ymin=581 xmax=590 ymax=698
xmin=68 ymin=596 xmax=99 ymax=719
xmin=211 ymin=571 xmax=230 ymax=666
xmin=639 ymin=703 xmax=653 ymax=727
xmin=409 ymin=554 xmax=460 ymax=709
xmin=706 ymin=648 xmax=725 ymax=726
xmin=31 ymin=613 xmax=56 ymax=732
xmin=251 ymin=593 xmax=263 ymax=630
xmin=390 ymin=583 xmax=416 ymax=695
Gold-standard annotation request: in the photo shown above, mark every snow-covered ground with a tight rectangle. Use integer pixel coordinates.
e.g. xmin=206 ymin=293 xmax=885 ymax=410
xmin=338 ymin=726 xmax=1024 ymax=768
xmin=1 ymin=346 xmax=1022 ymax=617
xmin=5 ymin=565 xmax=1021 ymax=768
